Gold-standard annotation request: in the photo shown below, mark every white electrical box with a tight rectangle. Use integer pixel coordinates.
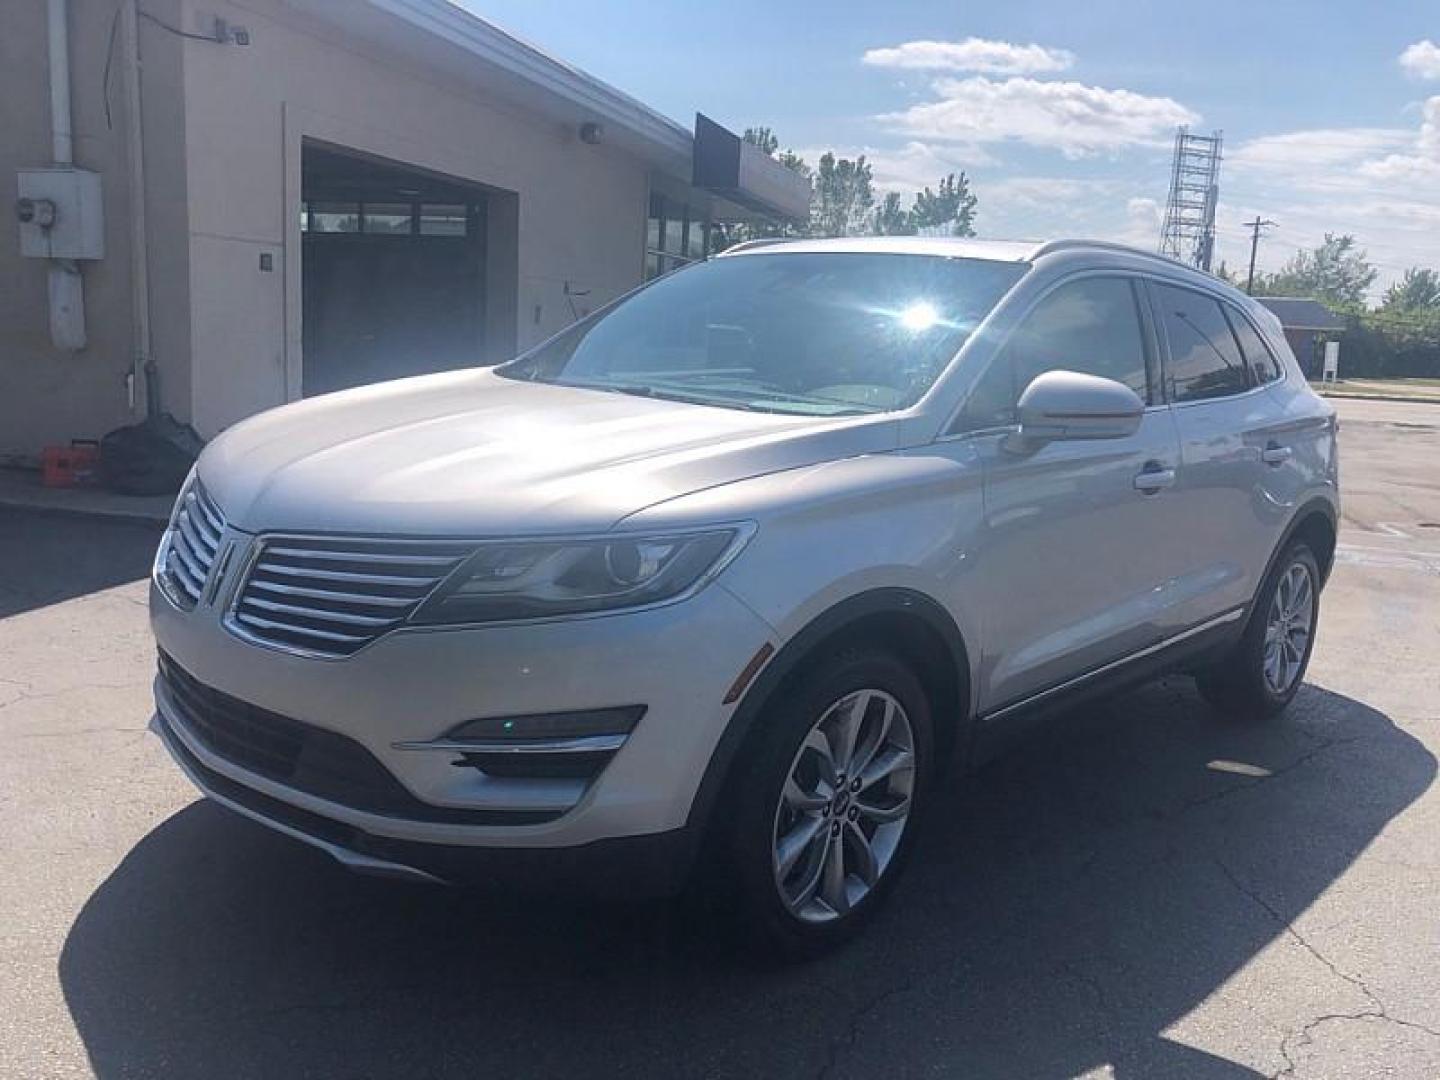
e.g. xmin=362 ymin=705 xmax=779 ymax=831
xmin=16 ymin=167 xmax=104 ymax=260
xmin=1323 ymin=340 xmax=1340 ymax=384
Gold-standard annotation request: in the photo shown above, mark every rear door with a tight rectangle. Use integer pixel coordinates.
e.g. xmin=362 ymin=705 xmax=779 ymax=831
xmin=957 ymin=274 xmax=1188 ymax=712
xmin=1231 ymin=305 xmax=1337 ymax=529
xmin=1145 ymin=280 xmax=1295 ymax=624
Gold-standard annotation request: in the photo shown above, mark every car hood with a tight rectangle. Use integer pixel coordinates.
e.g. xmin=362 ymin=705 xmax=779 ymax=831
xmin=199 ymin=369 xmax=899 ymax=535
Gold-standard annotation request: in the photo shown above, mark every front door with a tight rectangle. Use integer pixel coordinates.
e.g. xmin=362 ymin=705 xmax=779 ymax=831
xmin=957 ymin=274 xmax=1189 ymax=712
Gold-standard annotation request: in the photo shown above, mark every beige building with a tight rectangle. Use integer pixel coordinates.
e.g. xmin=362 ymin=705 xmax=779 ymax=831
xmin=2 ymin=0 xmax=806 ymax=464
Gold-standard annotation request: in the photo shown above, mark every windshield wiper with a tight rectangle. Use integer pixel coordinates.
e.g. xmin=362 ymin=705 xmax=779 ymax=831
xmin=565 ymin=378 xmax=876 ymax=417
xmin=649 ymin=380 xmax=884 ymax=415
xmin=591 ymin=382 xmax=656 ymax=398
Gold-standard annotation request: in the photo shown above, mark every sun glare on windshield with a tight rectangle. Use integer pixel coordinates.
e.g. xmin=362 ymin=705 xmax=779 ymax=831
xmin=501 ymin=253 xmax=1028 ymax=415
xmin=898 ymin=302 xmax=940 ymax=333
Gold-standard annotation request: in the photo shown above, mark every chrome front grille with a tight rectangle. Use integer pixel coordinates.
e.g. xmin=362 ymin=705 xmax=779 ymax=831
xmin=230 ymin=536 xmax=473 ymax=657
xmin=160 ymin=483 xmax=226 ymax=608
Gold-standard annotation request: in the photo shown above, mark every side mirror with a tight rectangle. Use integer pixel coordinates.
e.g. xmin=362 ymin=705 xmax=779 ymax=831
xmin=1006 ymin=369 xmax=1144 ymax=451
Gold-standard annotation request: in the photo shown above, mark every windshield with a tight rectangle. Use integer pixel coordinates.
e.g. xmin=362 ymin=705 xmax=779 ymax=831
xmin=500 ymin=253 xmax=1026 ymax=416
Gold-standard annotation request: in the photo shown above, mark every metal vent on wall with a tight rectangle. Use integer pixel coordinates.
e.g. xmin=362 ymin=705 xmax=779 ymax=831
xmin=160 ymin=484 xmax=226 ymax=608
xmin=229 ymin=536 xmax=472 ymax=657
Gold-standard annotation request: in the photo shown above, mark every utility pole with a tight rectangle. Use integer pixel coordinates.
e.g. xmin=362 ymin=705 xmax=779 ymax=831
xmin=1245 ymin=217 xmax=1276 ymax=294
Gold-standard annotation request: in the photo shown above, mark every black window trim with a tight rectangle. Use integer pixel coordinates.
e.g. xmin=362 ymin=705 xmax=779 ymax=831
xmin=645 ymin=189 xmax=711 ymax=280
xmin=945 ymin=268 xmax=1163 ymax=436
xmin=1140 ymin=276 xmax=1264 ymax=407
xmin=1220 ymin=300 xmax=1285 ymax=386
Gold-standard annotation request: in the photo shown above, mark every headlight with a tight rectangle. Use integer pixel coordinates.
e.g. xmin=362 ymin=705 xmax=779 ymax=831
xmin=410 ymin=527 xmax=752 ymax=625
xmin=151 ymin=466 xmax=199 ymax=589
xmin=166 ymin=466 xmax=199 ymax=527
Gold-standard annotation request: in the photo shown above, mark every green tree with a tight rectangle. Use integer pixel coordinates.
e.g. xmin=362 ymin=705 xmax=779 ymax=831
xmin=710 ymin=129 xmax=813 ymax=251
xmin=1380 ymin=267 xmax=1440 ymax=314
xmin=742 ymin=127 xmax=779 ymax=156
xmin=871 ymin=191 xmax=915 ymax=235
xmin=910 ymin=172 xmax=978 ymax=237
xmin=775 ymin=148 xmax=812 ymax=179
xmin=1260 ymin=234 xmax=1377 ymax=308
xmin=810 ymin=152 xmax=875 ymax=237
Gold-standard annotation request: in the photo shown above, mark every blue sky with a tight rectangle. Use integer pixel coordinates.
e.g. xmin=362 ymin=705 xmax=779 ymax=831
xmin=460 ymin=1 xmax=1440 ymax=297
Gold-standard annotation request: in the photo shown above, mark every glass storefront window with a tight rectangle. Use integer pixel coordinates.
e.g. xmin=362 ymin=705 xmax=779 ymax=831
xmin=419 ymin=205 xmax=467 ymax=236
xmin=309 ymin=202 xmax=361 ymax=233
xmin=686 ymin=214 xmax=707 ymax=259
xmin=647 ymin=193 xmax=662 ymax=254
xmin=306 ymin=200 xmax=481 ymax=238
xmin=363 ymin=204 xmax=413 ymax=235
xmin=645 ymin=193 xmax=710 ymax=280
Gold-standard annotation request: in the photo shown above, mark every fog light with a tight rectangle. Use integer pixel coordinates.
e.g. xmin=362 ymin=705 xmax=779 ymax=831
xmin=445 ymin=705 xmax=644 ymax=743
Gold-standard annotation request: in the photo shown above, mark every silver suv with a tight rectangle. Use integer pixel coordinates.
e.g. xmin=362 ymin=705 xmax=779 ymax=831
xmin=149 ymin=237 xmax=1338 ymax=953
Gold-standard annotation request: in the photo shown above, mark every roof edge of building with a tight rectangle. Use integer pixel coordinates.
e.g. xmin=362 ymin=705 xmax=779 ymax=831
xmin=360 ymin=0 xmax=693 ymax=163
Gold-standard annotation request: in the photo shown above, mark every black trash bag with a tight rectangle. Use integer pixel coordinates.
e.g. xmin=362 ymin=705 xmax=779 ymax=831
xmin=98 ymin=415 xmax=205 ymax=496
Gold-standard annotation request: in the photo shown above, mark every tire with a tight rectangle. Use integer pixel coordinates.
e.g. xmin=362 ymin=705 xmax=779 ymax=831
xmin=712 ymin=645 xmax=935 ymax=958
xmin=1197 ymin=541 xmax=1321 ymax=720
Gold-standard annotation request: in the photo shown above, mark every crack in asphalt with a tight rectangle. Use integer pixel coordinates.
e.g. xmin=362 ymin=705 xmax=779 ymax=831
xmin=814 ymin=975 xmax=939 ymax=1080
xmin=1269 ymin=1012 xmax=1440 ymax=1080
xmin=1212 ymin=857 xmax=1440 ymax=1078
xmin=812 ymin=707 xmax=1388 ymax=1078
xmin=0 ymin=683 xmax=147 ymax=714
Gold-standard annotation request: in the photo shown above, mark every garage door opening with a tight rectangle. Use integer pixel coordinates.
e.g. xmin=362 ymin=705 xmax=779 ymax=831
xmin=300 ymin=144 xmax=515 ymax=396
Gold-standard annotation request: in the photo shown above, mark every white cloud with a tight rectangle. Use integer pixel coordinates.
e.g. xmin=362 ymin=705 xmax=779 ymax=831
xmin=790 ymin=141 xmax=997 ymax=195
xmin=1355 ymin=97 xmax=1440 ymax=185
xmin=862 ymin=38 xmax=1074 ymax=76
xmin=878 ymin=76 xmax=1198 ymax=158
xmin=989 ymin=176 xmax=1123 ymax=206
xmin=1113 ymin=197 xmax=1165 ymax=248
xmin=866 ymin=141 xmax=997 ymax=189
xmin=1399 ymin=39 xmax=1440 ymax=80
xmin=959 ymin=176 xmax=1162 ymax=246
xmin=1228 ymin=128 xmax=1411 ymax=173
xmin=1126 ymin=196 xmax=1162 ymax=224
xmin=1212 ymin=100 xmax=1440 ymax=297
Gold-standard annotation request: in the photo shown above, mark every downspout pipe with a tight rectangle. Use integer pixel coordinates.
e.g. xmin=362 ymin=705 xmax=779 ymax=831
xmin=47 ymin=0 xmax=73 ymax=164
xmin=120 ymin=0 xmax=156 ymax=417
xmin=46 ymin=0 xmax=87 ymax=351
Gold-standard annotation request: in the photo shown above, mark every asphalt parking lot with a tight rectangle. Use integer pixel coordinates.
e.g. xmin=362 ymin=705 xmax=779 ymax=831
xmin=2 ymin=396 xmax=1438 ymax=1079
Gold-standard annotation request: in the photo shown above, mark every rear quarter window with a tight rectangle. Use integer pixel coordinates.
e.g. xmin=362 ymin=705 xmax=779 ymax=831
xmin=1225 ymin=305 xmax=1284 ymax=384
xmin=1153 ymin=283 xmax=1251 ymax=403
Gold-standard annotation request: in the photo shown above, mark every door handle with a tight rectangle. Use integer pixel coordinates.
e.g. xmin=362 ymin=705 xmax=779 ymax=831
xmin=1262 ymin=443 xmax=1293 ymax=466
xmin=1134 ymin=463 xmax=1176 ymax=493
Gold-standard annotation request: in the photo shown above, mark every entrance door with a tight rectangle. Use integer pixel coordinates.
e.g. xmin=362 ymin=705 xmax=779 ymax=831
xmin=300 ymin=147 xmax=488 ymax=396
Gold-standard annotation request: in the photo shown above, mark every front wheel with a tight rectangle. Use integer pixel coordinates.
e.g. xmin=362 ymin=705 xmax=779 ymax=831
xmin=1197 ymin=542 xmax=1320 ymax=720
xmin=716 ymin=647 xmax=934 ymax=957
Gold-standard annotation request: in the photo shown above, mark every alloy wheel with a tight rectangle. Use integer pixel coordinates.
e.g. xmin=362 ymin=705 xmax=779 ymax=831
xmin=1263 ymin=561 xmax=1315 ymax=694
xmin=771 ymin=689 xmax=916 ymax=923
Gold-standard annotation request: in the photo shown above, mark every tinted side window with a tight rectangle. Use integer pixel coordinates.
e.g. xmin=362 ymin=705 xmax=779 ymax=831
xmin=960 ymin=277 xmax=1150 ymax=429
xmin=1154 ymin=284 xmax=1250 ymax=402
xmin=1225 ymin=306 xmax=1283 ymax=384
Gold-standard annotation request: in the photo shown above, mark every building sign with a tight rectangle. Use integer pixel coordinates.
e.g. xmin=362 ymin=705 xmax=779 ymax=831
xmin=692 ymin=114 xmax=810 ymax=223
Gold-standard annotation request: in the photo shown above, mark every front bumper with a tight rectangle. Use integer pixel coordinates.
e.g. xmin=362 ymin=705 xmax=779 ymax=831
xmin=150 ymin=562 xmax=777 ymax=866
xmin=152 ymin=707 xmax=698 ymax=895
